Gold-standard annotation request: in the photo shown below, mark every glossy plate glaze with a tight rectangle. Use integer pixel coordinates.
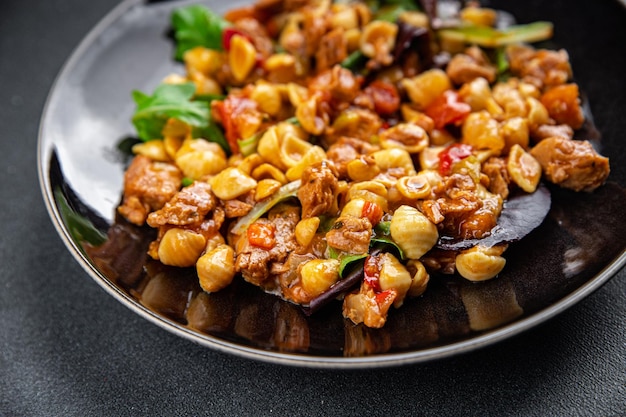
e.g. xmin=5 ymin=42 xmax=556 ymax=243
xmin=38 ymin=0 xmax=626 ymax=368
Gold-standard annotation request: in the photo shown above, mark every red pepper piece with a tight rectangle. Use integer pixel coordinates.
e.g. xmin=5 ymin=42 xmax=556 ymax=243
xmin=424 ymin=90 xmax=471 ymax=129
xmin=215 ymin=95 xmax=257 ymax=154
xmin=438 ymin=143 xmax=474 ymax=176
xmin=375 ymin=289 xmax=397 ymax=307
xmin=363 ymin=255 xmax=382 ymax=292
xmin=361 ymin=201 xmax=383 ymax=226
xmin=247 ymin=223 xmax=276 ymax=249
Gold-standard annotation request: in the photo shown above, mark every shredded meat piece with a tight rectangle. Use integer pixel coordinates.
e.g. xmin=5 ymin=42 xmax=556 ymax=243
xmin=326 ymin=215 xmax=373 ymax=254
xmin=446 ymin=46 xmax=496 ymax=85
xmin=506 ymin=44 xmax=572 ymax=89
xmin=530 ymin=137 xmax=610 ymax=192
xmin=118 ymin=155 xmax=182 ymax=226
xmin=422 ymin=173 xmax=503 ymax=239
xmin=303 ymin=6 xmax=329 ymax=57
xmin=276 ymin=252 xmax=318 ymax=304
xmin=234 ymin=18 xmax=274 ymax=58
xmin=147 ymin=181 xmax=216 ymax=228
xmin=326 ymin=136 xmax=380 ymax=179
xmin=531 ymin=123 xmax=574 ymax=143
xmin=235 ymin=242 xmax=273 ymax=285
xmin=223 ymin=199 xmax=253 ymax=218
xmin=298 ymin=161 xmax=339 ymax=218
xmin=316 ymin=27 xmax=348 ymax=72
xmin=145 ymin=182 xmax=224 ymax=260
xmin=482 ymin=157 xmax=510 ymax=199
xmin=309 ymin=65 xmax=361 ymax=105
xmin=343 ymin=287 xmax=392 ymax=329
xmin=235 ymin=204 xmax=300 ymax=287
xmin=325 ymin=107 xmax=383 ymax=143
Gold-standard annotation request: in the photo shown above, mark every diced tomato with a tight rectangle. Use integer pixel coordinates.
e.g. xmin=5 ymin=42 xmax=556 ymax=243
xmin=424 ymin=90 xmax=471 ymax=129
xmin=247 ymin=223 xmax=276 ymax=249
xmin=216 ymin=95 xmax=257 ymax=154
xmin=438 ymin=143 xmax=474 ymax=176
xmin=375 ymin=289 xmax=397 ymax=307
xmin=364 ymin=80 xmax=400 ymax=116
xmin=363 ymin=255 xmax=382 ymax=292
xmin=361 ymin=201 xmax=383 ymax=225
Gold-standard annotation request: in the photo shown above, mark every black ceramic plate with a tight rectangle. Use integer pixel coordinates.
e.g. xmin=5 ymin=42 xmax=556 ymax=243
xmin=38 ymin=0 xmax=626 ymax=368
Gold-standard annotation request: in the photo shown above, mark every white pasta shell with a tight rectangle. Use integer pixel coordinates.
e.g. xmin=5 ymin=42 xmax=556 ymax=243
xmin=390 ymin=205 xmax=438 ymax=260
xmin=285 ymin=145 xmax=326 ymax=181
xmin=197 ymin=244 xmax=236 ymax=293
xmin=157 ymin=228 xmax=207 ymax=267
xmin=209 ymin=167 xmax=257 ymax=200
xmin=507 ymin=144 xmax=541 ymax=193
xmin=378 ymin=252 xmax=412 ymax=308
xmin=132 ymin=141 xmax=170 ymax=162
xmin=229 ymin=34 xmax=256 ymax=82
xmin=299 ymin=258 xmax=340 ymax=298
xmin=455 ymin=245 xmax=507 ymax=282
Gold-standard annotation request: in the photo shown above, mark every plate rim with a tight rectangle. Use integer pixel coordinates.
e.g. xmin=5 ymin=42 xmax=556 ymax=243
xmin=37 ymin=0 xmax=626 ymax=368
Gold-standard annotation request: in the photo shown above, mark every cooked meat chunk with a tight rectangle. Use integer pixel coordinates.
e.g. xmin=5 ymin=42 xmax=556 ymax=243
xmin=506 ymin=44 xmax=572 ymax=89
xmin=422 ymin=173 xmax=503 ymax=239
xmin=531 ymin=123 xmax=574 ymax=143
xmin=303 ymin=6 xmax=329 ymax=57
xmin=234 ymin=18 xmax=274 ymax=58
xmin=326 ymin=136 xmax=380 ymax=179
xmin=235 ymin=241 xmax=273 ymax=286
xmin=235 ymin=204 xmax=300 ymax=286
xmin=316 ymin=28 xmax=348 ymax=72
xmin=326 ymin=215 xmax=373 ymax=254
xmin=530 ymin=137 xmax=610 ymax=192
xmin=147 ymin=181 xmax=216 ymax=228
xmin=223 ymin=199 xmax=253 ymax=218
xmin=118 ymin=155 xmax=182 ymax=226
xmin=482 ymin=157 xmax=511 ymax=199
xmin=446 ymin=46 xmax=496 ymax=85
xmin=325 ymin=107 xmax=383 ymax=143
xmin=309 ymin=65 xmax=361 ymax=104
xmin=298 ymin=161 xmax=340 ymax=218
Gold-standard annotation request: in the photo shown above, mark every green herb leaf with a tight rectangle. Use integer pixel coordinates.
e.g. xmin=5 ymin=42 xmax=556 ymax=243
xmin=317 ymin=215 xmax=337 ymax=233
xmin=194 ymin=93 xmax=226 ymax=104
xmin=339 ymin=253 xmax=368 ymax=277
xmin=340 ymin=50 xmax=368 ymax=72
xmin=374 ymin=220 xmax=391 ymax=236
xmin=131 ymin=83 xmax=209 ymax=141
xmin=171 ymin=4 xmax=230 ymax=60
xmin=371 ymin=236 xmax=405 ymax=260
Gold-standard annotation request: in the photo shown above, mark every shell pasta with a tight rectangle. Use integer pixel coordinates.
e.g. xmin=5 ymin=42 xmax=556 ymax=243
xmin=116 ymin=0 xmax=610 ymax=328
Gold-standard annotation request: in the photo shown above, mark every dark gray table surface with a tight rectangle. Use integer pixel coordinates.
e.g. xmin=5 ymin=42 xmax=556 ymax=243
xmin=1 ymin=0 xmax=624 ymax=415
